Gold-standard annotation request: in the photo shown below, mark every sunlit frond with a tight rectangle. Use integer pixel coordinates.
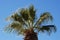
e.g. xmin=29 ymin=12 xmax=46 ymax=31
xmin=4 ymin=21 xmax=26 ymax=35
xmin=34 ymin=12 xmax=53 ymax=26
xmin=40 ymin=12 xmax=53 ymax=21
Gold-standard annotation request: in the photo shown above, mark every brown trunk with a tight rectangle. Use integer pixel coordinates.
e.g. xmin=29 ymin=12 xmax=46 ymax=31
xmin=24 ymin=29 xmax=38 ymax=40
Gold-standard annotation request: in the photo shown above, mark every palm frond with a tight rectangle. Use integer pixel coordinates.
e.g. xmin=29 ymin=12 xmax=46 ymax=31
xmin=40 ymin=12 xmax=53 ymax=21
xmin=7 ymin=13 xmax=29 ymax=26
xmin=29 ymin=5 xmax=36 ymax=21
xmin=33 ymin=25 xmax=56 ymax=34
xmin=6 ymin=13 xmax=24 ymax=24
xmin=40 ymin=25 xmax=56 ymax=34
xmin=20 ymin=8 xmax=29 ymax=21
xmin=20 ymin=5 xmax=36 ymax=22
xmin=4 ymin=21 xmax=26 ymax=35
xmin=11 ymin=13 xmax=24 ymax=23
xmin=19 ymin=6 xmax=36 ymax=27
xmin=34 ymin=12 xmax=53 ymax=26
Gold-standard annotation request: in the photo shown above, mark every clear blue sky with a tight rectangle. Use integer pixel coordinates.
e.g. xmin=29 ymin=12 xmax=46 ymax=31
xmin=0 ymin=0 xmax=60 ymax=40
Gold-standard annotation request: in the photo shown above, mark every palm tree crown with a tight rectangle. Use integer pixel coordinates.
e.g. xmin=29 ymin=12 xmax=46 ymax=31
xmin=5 ymin=5 xmax=56 ymax=40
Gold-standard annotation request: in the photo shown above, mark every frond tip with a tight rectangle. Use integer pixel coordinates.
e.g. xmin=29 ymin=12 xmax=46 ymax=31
xmin=40 ymin=25 xmax=56 ymax=34
xmin=34 ymin=12 xmax=53 ymax=27
xmin=29 ymin=5 xmax=36 ymax=21
xmin=40 ymin=12 xmax=53 ymax=21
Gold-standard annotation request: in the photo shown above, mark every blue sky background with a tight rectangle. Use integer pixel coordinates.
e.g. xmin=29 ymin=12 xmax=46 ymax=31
xmin=0 ymin=0 xmax=60 ymax=40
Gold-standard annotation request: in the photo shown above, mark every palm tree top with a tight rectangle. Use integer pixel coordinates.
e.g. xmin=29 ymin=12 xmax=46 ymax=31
xmin=5 ymin=5 xmax=56 ymax=35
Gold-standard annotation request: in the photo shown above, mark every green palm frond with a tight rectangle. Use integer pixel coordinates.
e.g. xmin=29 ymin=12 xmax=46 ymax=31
xmin=6 ymin=13 xmax=24 ymax=24
xmin=4 ymin=21 xmax=26 ymax=35
xmin=20 ymin=8 xmax=29 ymax=21
xmin=40 ymin=25 xmax=56 ymax=34
xmin=40 ymin=12 xmax=53 ymax=21
xmin=29 ymin=5 xmax=36 ymax=21
xmin=7 ymin=13 xmax=28 ymax=26
xmin=19 ymin=5 xmax=36 ymax=27
xmin=20 ymin=5 xmax=36 ymax=22
xmin=11 ymin=13 xmax=24 ymax=23
xmin=34 ymin=25 xmax=56 ymax=34
xmin=34 ymin=12 xmax=53 ymax=26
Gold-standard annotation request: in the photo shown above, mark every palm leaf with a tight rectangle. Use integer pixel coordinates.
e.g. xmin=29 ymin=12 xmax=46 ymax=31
xmin=29 ymin=5 xmax=36 ymax=21
xmin=40 ymin=25 xmax=56 ymax=34
xmin=11 ymin=13 xmax=24 ymax=23
xmin=7 ymin=13 xmax=28 ymax=26
xmin=20 ymin=8 xmax=29 ymax=21
xmin=4 ymin=21 xmax=26 ymax=35
xmin=33 ymin=25 xmax=56 ymax=34
xmin=6 ymin=13 xmax=24 ymax=24
xmin=34 ymin=12 xmax=53 ymax=26
xmin=19 ymin=6 xmax=36 ymax=27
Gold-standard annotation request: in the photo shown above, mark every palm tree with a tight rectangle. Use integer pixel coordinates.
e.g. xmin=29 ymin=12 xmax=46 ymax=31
xmin=5 ymin=5 xmax=56 ymax=40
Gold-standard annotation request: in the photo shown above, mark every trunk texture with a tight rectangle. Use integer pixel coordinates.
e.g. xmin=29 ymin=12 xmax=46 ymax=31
xmin=24 ymin=29 xmax=38 ymax=40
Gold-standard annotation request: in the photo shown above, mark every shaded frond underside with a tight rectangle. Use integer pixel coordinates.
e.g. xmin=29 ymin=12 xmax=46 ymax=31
xmin=34 ymin=25 xmax=56 ymax=34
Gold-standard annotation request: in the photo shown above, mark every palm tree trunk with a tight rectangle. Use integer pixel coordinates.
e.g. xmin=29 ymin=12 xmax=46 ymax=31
xmin=24 ymin=29 xmax=38 ymax=40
